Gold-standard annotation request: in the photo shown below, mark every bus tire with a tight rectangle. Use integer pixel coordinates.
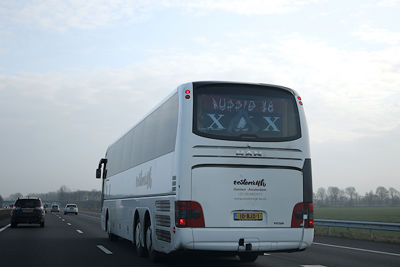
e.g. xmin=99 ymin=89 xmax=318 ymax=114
xmin=135 ymin=221 xmax=145 ymax=257
xmin=145 ymin=220 xmax=161 ymax=262
xmin=238 ymin=253 xmax=258 ymax=262
xmin=107 ymin=215 xmax=117 ymax=241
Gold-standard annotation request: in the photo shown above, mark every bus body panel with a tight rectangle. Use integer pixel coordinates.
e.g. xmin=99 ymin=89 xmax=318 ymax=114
xmin=174 ymin=228 xmax=313 ymax=251
xmin=103 ymin=152 xmax=175 ymax=199
xmin=191 ymin=167 xmax=302 ymax=228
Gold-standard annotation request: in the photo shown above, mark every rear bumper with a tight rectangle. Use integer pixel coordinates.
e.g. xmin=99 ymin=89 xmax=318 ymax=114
xmin=11 ymin=216 xmax=43 ymax=224
xmin=174 ymin=228 xmax=314 ymax=252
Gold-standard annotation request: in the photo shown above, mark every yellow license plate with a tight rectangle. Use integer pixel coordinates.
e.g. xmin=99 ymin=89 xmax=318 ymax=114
xmin=234 ymin=212 xmax=263 ymax=221
xmin=23 ymin=209 xmax=33 ymax=213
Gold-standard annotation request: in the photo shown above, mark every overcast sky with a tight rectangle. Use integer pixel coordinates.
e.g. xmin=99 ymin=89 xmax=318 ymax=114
xmin=1 ymin=0 xmax=399 ymax=198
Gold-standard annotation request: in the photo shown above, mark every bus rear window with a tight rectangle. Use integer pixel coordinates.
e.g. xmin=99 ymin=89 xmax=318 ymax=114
xmin=193 ymin=84 xmax=301 ymax=142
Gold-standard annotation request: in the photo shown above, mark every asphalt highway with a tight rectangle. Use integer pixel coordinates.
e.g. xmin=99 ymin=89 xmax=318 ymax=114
xmin=0 ymin=211 xmax=399 ymax=267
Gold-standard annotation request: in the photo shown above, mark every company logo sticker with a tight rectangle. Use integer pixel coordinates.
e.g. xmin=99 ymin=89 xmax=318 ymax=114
xmin=136 ymin=167 xmax=152 ymax=189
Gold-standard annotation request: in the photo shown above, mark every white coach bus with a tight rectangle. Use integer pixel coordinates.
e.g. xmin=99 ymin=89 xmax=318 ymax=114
xmin=96 ymin=81 xmax=313 ymax=262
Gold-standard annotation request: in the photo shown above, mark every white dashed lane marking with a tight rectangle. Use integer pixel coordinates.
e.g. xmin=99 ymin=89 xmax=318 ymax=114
xmin=97 ymin=245 xmax=113 ymax=255
xmin=76 ymin=230 xmax=83 ymax=234
xmin=313 ymin=242 xmax=400 ymax=257
xmin=0 ymin=224 xmax=10 ymax=233
xmin=67 ymin=223 xmax=71 ymax=226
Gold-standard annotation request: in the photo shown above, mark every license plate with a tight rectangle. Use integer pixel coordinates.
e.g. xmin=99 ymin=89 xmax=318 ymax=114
xmin=234 ymin=212 xmax=263 ymax=221
xmin=23 ymin=209 xmax=33 ymax=213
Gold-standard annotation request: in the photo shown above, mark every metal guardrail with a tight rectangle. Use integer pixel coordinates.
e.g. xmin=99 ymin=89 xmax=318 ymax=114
xmin=314 ymin=219 xmax=400 ymax=240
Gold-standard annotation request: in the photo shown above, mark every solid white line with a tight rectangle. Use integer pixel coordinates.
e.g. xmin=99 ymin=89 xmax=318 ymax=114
xmin=263 ymin=253 xmax=270 ymax=256
xmin=0 ymin=224 xmax=10 ymax=233
xmin=97 ymin=245 xmax=113 ymax=255
xmin=67 ymin=223 xmax=71 ymax=226
xmin=313 ymin=242 xmax=400 ymax=257
xmin=76 ymin=230 xmax=83 ymax=234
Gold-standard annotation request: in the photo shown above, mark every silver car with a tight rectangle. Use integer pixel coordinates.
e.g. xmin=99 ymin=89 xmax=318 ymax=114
xmin=51 ymin=205 xmax=60 ymax=212
xmin=64 ymin=204 xmax=78 ymax=215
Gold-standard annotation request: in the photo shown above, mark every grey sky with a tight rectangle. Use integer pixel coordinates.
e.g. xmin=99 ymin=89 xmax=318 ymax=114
xmin=0 ymin=0 xmax=399 ymax=197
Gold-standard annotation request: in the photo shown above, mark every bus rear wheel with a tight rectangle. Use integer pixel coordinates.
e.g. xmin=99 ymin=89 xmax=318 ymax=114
xmin=145 ymin=221 xmax=161 ymax=262
xmin=135 ymin=221 xmax=145 ymax=257
xmin=107 ymin=216 xmax=117 ymax=241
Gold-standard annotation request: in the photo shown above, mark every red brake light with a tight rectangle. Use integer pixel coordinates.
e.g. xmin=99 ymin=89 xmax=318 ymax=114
xmin=175 ymin=201 xmax=205 ymax=228
xmin=13 ymin=206 xmax=16 ymax=210
xmin=297 ymin=96 xmax=301 ymax=100
xmin=185 ymin=90 xmax=190 ymax=94
xmin=291 ymin=202 xmax=314 ymax=228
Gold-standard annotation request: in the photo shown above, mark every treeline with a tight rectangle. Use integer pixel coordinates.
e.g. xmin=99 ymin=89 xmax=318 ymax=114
xmin=3 ymin=185 xmax=400 ymax=209
xmin=314 ymin=186 xmax=400 ymax=207
xmin=3 ymin=186 xmax=101 ymax=210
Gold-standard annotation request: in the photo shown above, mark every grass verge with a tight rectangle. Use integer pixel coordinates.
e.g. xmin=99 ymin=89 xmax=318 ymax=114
xmin=314 ymin=207 xmax=400 ymax=243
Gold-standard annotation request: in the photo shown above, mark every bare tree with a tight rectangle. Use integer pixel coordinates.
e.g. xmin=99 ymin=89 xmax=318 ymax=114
xmin=388 ymin=187 xmax=400 ymax=205
xmin=316 ymin=187 xmax=326 ymax=206
xmin=327 ymin=186 xmax=340 ymax=205
xmin=57 ymin=185 xmax=70 ymax=204
xmin=376 ymin=186 xmax=389 ymax=204
xmin=364 ymin=190 xmax=377 ymax=206
xmin=7 ymin=193 xmax=23 ymax=201
xmin=345 ymin=187 xmax=357 ymax=206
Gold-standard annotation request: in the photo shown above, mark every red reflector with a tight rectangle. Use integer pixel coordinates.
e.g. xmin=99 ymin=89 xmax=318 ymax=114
xmin=185 ymin=90 xmax=190 ymax=94
xmin=179 ymin=219 xmax=186 ymax=226
xmin=185 ymin=95 xmax=190 ymax=99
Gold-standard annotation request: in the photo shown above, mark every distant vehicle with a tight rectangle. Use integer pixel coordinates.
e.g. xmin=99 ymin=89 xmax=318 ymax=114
xmin=10 ymin=197 xmax=45 ymax=228
xmin=96 ymin=82 xmax=314 ymax=262
xmin=64 ymin=204 xmax=78 ymax=215
xmin=51 ymin=205 xmax=60 ymax=212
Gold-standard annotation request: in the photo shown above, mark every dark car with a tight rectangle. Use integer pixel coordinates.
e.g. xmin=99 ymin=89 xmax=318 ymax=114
xmin=10 ymin=198 xmax=45 ymax=228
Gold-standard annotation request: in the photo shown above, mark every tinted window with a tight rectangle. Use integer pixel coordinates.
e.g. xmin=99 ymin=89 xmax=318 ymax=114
xmin=107 ymin=93 xmax=178 ymax=177
xmin=193 ymin=84 xmax=301 ymax=142
xmin=15 ymin=199 xmax=41 ymax=208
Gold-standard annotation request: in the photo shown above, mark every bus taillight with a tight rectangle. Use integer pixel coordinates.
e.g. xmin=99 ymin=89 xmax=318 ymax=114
xmin=175 ymin=201 xmax=205 ymax=228
xmin=291 ymin=202 xmax=314 ymax=228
